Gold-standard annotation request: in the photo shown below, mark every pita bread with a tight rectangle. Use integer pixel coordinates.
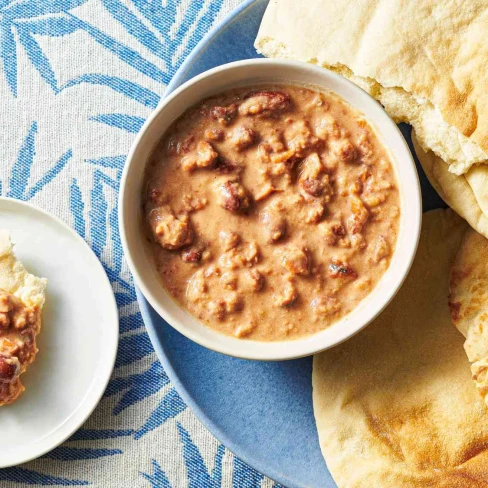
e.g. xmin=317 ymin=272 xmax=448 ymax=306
xmin=0 ymin=231 xmax=47 ymax=405
xmin=412 ymin=131 xmax=488 ymax=239
xmin=450 ymin=227 xmax=488 ymax=407
xmin=0 ymin=230 xmax=47 ymax=308
xmin=255 ymin=0 xmax=488 ymax=174
xmin=313 ymin=210 xmax=488 ymax=487
xmin=465 ymin=167 xmax=488 ymax=219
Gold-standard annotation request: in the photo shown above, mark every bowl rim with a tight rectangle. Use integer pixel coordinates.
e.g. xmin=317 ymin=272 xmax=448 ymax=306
xmin=119 ymin=58 xmax=422 ymax=361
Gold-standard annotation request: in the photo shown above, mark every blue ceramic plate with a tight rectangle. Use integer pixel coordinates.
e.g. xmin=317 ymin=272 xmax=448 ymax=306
xmin=137 ymin=1 xmax=443 ymax=486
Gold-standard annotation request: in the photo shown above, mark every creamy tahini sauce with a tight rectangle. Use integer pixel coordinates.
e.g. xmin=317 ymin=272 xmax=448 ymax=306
xmin=143 ymin=85 xmax=400 ymax=341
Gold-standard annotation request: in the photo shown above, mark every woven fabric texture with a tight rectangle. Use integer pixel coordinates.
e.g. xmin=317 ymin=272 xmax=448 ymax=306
xmin=0 ymin=1 xmax=278 ymax=486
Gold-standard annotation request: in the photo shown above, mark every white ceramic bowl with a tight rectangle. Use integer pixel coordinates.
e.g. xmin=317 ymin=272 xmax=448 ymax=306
xmin=119 ymin=59 xmax=421 ymax=361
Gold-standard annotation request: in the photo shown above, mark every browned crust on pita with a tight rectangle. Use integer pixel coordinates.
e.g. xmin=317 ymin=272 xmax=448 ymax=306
xmin=313 ymin=210 xmax=488 ymax=488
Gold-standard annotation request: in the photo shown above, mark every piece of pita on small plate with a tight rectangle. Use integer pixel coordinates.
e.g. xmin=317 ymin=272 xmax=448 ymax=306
xmin=313 ymin=210 xmax=488 ymax=487
xmin=450 ymin=225 xmax=488 ymax=408
xmin=0 ymin=198 xmax=118 ymax=469
xmin=0 ymin=230 xmax=47 ymax=406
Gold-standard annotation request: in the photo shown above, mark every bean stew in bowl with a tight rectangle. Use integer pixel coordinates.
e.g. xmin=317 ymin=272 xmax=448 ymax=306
xmin=143 ymin=84 xmax=400 ymax=341
xmin=120 ymin=60 xmax=421 ymax=359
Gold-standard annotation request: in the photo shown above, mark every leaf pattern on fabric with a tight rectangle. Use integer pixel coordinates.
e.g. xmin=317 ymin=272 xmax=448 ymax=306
xmin=6 ymin=122 xmax=72 ymax=200
xmin=135 ymin=388 xmax=187 ymax=440
xmin=59 ymin=74 xmax=161 ymax=108
xmin=178 ymin=423 xmax=225 ymax=488
xmin=0 ymin=467 xmax=89 ymax=486
xmin=0 ymin=0 xmax=275 ymax=486
xmin=90 ymin=113 xmax=146 ymax=133
xmin=0 ymin=2 xmax=88 ymax=95
xmin=141 ymin=460 xmax=172 ymax=488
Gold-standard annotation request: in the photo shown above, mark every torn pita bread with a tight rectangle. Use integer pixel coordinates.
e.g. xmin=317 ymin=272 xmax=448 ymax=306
xmin=256 ymin=0 xmax=488 ymax=174
xmin=0 ymin=231 xmax=47 ymax=405
xmin=0 ymin=231 xmax=46 ymax=308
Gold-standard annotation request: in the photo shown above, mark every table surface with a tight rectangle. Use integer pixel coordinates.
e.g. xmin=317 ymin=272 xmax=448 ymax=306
xmin=0 ymin=0 xmax=280 ymax=487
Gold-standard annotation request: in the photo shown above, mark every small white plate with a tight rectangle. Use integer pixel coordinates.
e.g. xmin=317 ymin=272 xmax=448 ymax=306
xmin=0 ymin=197 xmax=118 ymax=468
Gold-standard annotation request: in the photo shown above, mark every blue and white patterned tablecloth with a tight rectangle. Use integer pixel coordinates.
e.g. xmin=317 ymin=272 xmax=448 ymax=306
xmin=0 ymin=1 xmax=279 ymax=486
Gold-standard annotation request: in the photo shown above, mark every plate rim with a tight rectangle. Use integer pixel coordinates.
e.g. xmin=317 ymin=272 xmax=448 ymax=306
xmin=135 ymin=1 xmax=319 ymax=486
xmin=137 ymin=289 xmax=309 ymax=488
xmin=0 ymin=196 xmax=119 ymax=468
xmin=165 ymin=0 xmax=257 ymax=95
